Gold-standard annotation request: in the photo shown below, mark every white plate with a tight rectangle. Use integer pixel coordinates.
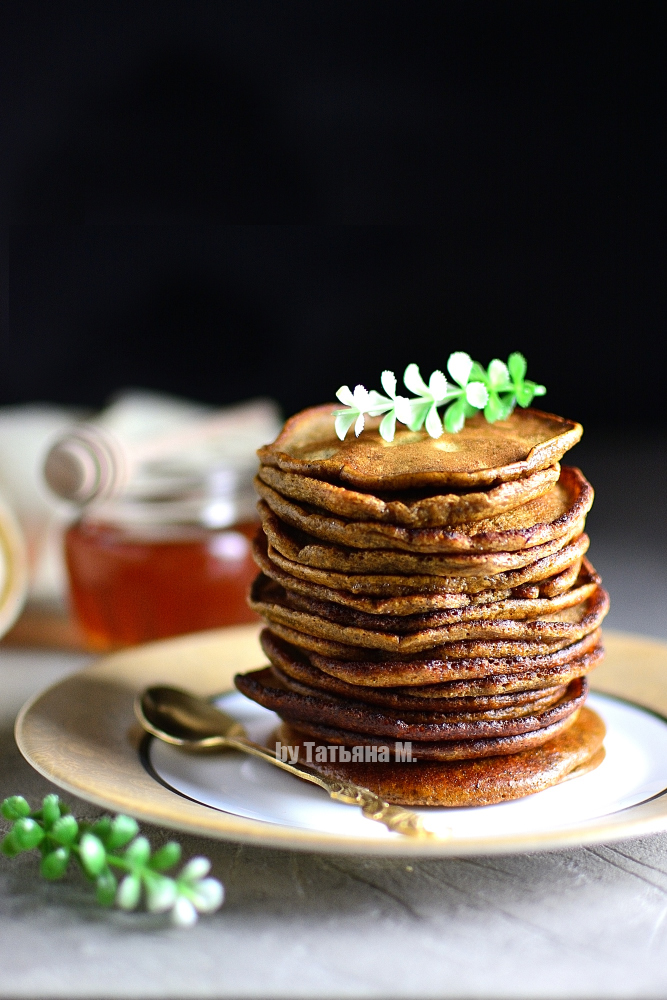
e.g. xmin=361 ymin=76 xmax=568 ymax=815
xmin=148 ymin=692 xmax=667 ymax=841
xmin=15 ymin=625 xmax=667 ymax=855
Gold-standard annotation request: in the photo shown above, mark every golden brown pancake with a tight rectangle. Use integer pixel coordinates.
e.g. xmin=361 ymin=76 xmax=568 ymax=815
xmin=234 ymin=667 xmax=586 ymax=743
xmin=269 ymin=661 xmax=567 ymax=718
xmin=250 ymin=576 xmax=608 ymax=654
xmin=264 ymin=532 xmax=590 ymax=595
xmin=272 ymin=704 xmax=582 ymax=760
xmin=257 ymin=462 xmax=561 ymax=527
xmin=304 ymin=628 xmax=603 ymax=684
xmin=255 ymin=466 xmax=593 ymax=554
xmin=535 ymin=558 xmax=583 ymax=597
xmin=260 ymin=628 xmax=602 ymax=705
xmin=279 ymin=707 xmax=606 ymax=805
xmin=259 ymin=501 xmax=587 ymax=577
xmin=262 ymin=573 xmax=600 ymax=631
xmin=253 ymin=557 xmax=599 ymax=625
xmin=254 ymin=531 xmax=585 ymax=613
xmin=262 ymin=615 xmax=606 ymax=662
xmin=258 ymin=405 xmax=582 ymax=490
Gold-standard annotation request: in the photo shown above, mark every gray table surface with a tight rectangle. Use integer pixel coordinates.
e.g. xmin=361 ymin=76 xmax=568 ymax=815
xmin=1 ymin=431 xmax=667 ymax=1000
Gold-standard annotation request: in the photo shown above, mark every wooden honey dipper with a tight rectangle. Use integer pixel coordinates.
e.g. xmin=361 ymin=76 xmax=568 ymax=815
xmin=44 ymin=399 xmax=281 ymax=504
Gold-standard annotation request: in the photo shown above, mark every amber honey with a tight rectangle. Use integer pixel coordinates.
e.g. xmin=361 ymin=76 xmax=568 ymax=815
xmin=65 ymin=518 xmax=260 ymax=651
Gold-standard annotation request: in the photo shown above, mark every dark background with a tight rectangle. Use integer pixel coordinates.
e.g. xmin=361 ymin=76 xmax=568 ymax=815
xmin=3 ymin=1 xmax=666 ymax=429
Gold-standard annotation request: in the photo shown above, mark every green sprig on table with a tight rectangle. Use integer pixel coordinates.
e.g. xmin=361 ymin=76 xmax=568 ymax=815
xmin=334 ymin=351 xmax=546 ymax=442
xmin=1 ymin=794 xmax=224 ymax=927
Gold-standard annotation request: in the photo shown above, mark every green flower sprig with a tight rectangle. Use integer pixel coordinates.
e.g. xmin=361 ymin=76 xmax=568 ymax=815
xmin=334 ymin=352 xmax=546 ymax=441
xmin=1 ymin=794 xmax=224 ymax=927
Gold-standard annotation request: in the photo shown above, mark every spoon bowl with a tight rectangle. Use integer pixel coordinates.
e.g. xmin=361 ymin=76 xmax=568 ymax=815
xmin=135 ymin=683 xmax=438 ymax=839
xmin=137 ymin=685 xmax=247 ymax=747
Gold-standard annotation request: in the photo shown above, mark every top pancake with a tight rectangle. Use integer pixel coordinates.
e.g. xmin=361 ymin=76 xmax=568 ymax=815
xmin=258 ymin=405 xmax=583 ymax=491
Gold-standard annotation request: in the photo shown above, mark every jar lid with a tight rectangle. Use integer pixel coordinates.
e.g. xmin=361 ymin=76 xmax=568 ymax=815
xmin=83 ymin=461 xmax=259 ymax=529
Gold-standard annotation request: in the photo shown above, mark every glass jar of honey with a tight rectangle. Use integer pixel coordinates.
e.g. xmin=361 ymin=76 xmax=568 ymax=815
xmin=64 ymin=463 xmax=260 ymax=651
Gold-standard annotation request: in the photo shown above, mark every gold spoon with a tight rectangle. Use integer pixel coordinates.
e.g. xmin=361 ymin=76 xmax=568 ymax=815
xmin=135 ymin=685 xmax=436 ymax=839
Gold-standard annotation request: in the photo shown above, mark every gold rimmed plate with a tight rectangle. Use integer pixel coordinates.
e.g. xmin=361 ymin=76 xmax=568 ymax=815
xmin=14 ymin=626 xmax=667 ymax=856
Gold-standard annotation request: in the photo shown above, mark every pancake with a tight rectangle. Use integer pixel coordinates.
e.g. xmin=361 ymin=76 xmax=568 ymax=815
xmin=234 ymin=667 xmax=587 ymax=743
xmin=276 ymin=576 xmax=599 ymax=636
xmin=254 ymin=466 xmax=593 ymax=554
xmin=258 ymin=405 xmax=582 ymax=490
xmin=259 ymin=501 xmax=587 ymax=577
xmin=260 ymin=628 xmax=603 ymax=704
xmin=534 ymin=558 xmax=583 ymax=598
xmin=256 ymin=462 xmax=561 ymax=527
xmin=262 ymin=613 xmax=606 ymax=662
xmin=304 ymin=628 xmax=603 ymax=684
xmin=238 ymin=398 xmax=605 ymax=806
xmin=278 ymin=707 xmax=606 ymax=805
xmin=254 ymin=531 xmax=585 ymax=613
xmin=253 ymin=560 xmax=599 ymax=626
xmin=264 ymin=532 xmax=590 ymax=595
xmin=276 ymin=707 xmax=581 ymax=761
xmin=250 ymin=575 xmax=608 ymax=654
xmin=269 ymin=661 xmax=568 ymax=717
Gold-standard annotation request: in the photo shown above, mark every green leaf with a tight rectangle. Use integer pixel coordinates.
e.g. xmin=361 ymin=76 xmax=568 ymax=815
xmin=446 ymin=352 xmax=473 ymax=388
xmin=334 ymin=411 xmax=357 ymax=441
xmin=180 ymin=857 xmax=212 ymax=883
xmin=515 ymin=383 xmax=535 ymax=407
xmin=41 ymin=795 xmax=61 ymax=828
xmin=487 ymin=359 xmax=510 ymax=389
xmin=469 ymin=360 xmax=488 ymax=384
xmin=508 ymin=351 xmax=527 ymax=383
xmin=465 ymin=381 xmax=489 ymax=408
xmin=41 ymin=847 xmax=70 ymax=880
xmin=1 ymin=832 xmax=21 ymax=858
xmin=145 ymin=875 xmax=178 ymax=913
xmin=428 ymin=369 xmax=448 ymax=400
xmin=96 ymin=871 xmax=117 ymax=907
xmin=335 ymin=385 xmax=355 ymax=407
xmin=444 ymin=398 xmax=467 ymax=434
xmin=366 ymin=390 xmax=393 ymax=416
xmin=79 ymin=833 xmax=107 ymax=877
xmin=51 ymin=815 xmax=79 ymax=847
xmin=190 ymin=878 xmax=224 ymax=914
xmin=403 ymin=363 xmax=430 ymax=396
xmin=484 ymin=392 xmax=506 ymax=423
xmin=405 ymin=397 xmax=431 ymax=432
xmin=105 ymin=815 xmax=139 ymax=851
xmin=532 ymin=383 xmax=546 ymax=397
xmin=484 ymin=392 xmax=503 ymax=424
xmin=380 ymin=370 xmax=397 ymax=397
xmin=12 ymin=818 xmax=45 ymax=851
xmin=424 ymin=404 xmax=443 ymax=439
xmin=124 ymin=836 xmax=151 ymax=867
xmin=499 ymin=392 xmax=517 ymax=419
xmin=90 ymin=817 xmax=112 ymax=843
xmin=116 ymin=874 xmax=142 ymax=910
xmin=171 ymin=896 xmax=198 ymax=927
xmin=149 ymin=841 xmax=182 ymax=872
xmin=378 ymin=410 xmax=396 ymax=442
xmin=393 ymin=395 xmax=413 ymax=426
xmin=1 ymin=796 xmax=31 ymax=821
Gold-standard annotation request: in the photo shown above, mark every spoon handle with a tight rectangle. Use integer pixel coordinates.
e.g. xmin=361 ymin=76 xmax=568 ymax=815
xmin=225 ymin=737 xmax=437 ymax=839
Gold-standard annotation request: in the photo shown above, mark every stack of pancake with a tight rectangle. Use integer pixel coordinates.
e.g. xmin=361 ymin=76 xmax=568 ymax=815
xmin=235 ymin=405 xmax=609 ymax=806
